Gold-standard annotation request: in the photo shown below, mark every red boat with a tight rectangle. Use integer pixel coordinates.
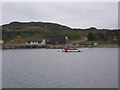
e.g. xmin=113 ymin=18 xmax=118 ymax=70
xmin=62 ymin=48 xmax=83 ymax=52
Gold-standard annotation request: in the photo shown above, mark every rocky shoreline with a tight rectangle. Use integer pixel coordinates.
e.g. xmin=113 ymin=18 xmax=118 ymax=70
xmin=1 ymin=44 xmax=119 ymax=49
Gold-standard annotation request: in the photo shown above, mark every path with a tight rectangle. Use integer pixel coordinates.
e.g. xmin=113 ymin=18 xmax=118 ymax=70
xmin=70 ymin=37 xmax=88 ymax=44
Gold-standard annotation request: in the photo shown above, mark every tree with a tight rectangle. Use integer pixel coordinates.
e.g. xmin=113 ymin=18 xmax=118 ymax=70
xmin=87 ymin=32 xmax=96 ymax=41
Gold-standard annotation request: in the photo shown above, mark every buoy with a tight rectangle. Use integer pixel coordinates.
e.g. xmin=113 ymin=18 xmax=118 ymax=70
xmin=57 ymin=49 xmax=60 ymax=52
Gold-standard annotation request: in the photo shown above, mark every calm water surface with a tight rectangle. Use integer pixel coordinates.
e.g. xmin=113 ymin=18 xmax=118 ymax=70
xmin=2 ymin=48 xmax=118 ymax=88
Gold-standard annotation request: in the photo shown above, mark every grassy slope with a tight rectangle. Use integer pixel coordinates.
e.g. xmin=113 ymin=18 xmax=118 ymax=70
xmin=2 ymin=28 xmax=119 ymax=45
xmin=3 ymin=29 xmax=84 ymax=44
xmin=78 ymin=40 xmax=118 ymax=45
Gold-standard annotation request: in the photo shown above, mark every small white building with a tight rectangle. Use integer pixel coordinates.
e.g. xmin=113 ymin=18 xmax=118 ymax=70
xmin=26 ymin=38 xmax=46 ymax=45
xmin=0 ymin=40 xmax=3 ymax=44
xmin=93 ymin=43 xmax=98 ymax=46
xmin=65 ymin=37 xmax=68 ymax=40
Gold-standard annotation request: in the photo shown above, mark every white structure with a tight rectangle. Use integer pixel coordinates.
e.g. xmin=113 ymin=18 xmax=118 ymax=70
xmin=65 ymin=37 xmax=68 ymax=40
xmin=0 ymin=40 xmax=3 ymax=44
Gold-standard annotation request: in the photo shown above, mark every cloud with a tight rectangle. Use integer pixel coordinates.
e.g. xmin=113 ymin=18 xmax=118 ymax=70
xmin=2 ymin=2 xmax=118 ymax=29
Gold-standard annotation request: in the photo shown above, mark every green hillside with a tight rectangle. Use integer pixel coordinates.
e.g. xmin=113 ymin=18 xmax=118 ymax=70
xmin=1 ymin=21 xmax=120 ymax=45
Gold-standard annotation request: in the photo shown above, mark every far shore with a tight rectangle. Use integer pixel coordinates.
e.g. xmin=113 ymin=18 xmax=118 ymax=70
xmin=1 ymin=44 xmax=119 ymax=49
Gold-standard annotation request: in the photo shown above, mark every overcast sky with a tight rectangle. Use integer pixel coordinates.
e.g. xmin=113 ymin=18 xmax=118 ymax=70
xmin=1 ymin=2 xmax=118 ymax=29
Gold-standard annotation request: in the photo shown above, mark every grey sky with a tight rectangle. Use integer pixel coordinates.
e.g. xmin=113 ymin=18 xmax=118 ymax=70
xmin=2 ymin=2 xmax=118 ymax=29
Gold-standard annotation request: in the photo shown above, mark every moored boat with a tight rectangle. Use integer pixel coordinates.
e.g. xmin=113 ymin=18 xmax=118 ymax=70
xmin=62 ymin=48 xmax=83 ymax=52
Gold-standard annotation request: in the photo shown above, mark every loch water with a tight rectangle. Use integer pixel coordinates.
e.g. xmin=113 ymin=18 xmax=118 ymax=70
xmin=2 ymin=48 xmax=118 ymax=88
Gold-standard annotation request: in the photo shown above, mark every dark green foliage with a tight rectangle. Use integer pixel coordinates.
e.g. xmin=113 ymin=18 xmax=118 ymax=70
xmin=87 ymin=31 xmax=106 ymax=41
xmin=2 ymin=21 xmax=71 ymax=31
xmin=87 ymin=32 xmax=96 ymax=41
xmin=50 ymin=34 xmax=66 ymax=44
xmin=2 ymin=29 xmax=82 ymax=42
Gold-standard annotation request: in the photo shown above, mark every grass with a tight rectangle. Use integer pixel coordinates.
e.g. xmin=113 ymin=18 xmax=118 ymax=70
xmin=100 ymin=40 xmax=118 ymax=44
xmin=78 ymin=40 xmax=118 ymax=45
xmin=66 ymin=40 xmax=74 ymax=44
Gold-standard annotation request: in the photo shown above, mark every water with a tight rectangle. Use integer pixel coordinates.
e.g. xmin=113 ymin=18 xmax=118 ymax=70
xmin=2 ymin=48 xmax=118 ymax=88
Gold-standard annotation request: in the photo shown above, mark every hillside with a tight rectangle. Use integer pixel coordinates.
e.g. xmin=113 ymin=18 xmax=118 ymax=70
xmin=1 ymin=21 xmax=86 ymax=43
xmin=2 ymin=21 xmax=71 ymax=31
xmin=1 ymin=21 xmax=120 ymax=45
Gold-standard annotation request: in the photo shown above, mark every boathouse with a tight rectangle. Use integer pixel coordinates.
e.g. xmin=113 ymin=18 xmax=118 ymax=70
xmin=50 ymin=34 xmax=66 ymax=44
xmin=26 ymin=38 xmax=46 ymax=45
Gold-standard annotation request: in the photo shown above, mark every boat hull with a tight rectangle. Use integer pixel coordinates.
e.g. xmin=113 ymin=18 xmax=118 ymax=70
xmin=62 ymin=49 xmax=83 ymax=52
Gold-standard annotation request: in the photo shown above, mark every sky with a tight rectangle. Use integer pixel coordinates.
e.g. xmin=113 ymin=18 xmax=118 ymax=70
xmin=1 ymin=2 xmax=118 ymax=29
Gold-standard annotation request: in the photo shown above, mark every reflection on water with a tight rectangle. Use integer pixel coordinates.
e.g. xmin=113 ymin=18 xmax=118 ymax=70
xmin=2 ymin=48 xmax=118 ymax=88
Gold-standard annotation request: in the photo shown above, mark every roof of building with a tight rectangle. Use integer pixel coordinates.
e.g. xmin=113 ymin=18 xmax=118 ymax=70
xmin=26 ymin=38 xmax=44 ymax=42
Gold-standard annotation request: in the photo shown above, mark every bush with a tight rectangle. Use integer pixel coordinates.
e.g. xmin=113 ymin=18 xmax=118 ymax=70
xmin=87 ymin=32 xmax=96 ymax=41
xmin=87 ymin=31 xmax=106 ymax=41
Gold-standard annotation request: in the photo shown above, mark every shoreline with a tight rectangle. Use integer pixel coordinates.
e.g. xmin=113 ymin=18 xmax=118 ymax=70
xmin=1 ymin=44 xmax=119 ymax=49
